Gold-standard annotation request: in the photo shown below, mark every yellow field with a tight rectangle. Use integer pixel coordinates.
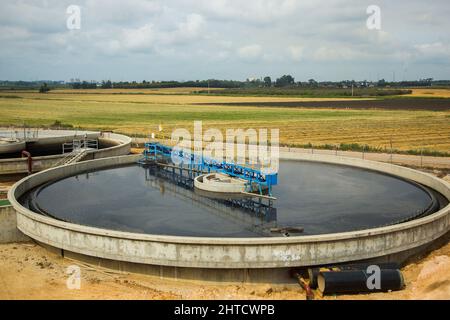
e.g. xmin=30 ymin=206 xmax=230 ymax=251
xmin=410 ymin=88 xmax=450 ymax=98
xmin=0 ymin=89 xmax=449 ymax=153
xmin=1 ymin=89 xmax=369 ymax=103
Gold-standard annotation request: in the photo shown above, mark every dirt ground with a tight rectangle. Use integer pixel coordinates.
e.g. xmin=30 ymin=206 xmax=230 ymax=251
xmin=0 ymin=238 xmax=449 ymax=300
xmin=328 ymin=236 xmax=450 ymax=300
xmin=0 ymin=242 xmax=303 ymax=300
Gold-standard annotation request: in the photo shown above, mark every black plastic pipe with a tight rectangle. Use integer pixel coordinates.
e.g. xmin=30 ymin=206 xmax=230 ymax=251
xmin=318 ymin=269 xmax=404 ymax=295
xmin=308 ymin=262 xmax=400 ymax=289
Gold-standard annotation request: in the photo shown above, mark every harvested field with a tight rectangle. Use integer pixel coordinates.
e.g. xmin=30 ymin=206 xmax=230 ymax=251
xmin=0 ymin=90 xmax=449 ymax=153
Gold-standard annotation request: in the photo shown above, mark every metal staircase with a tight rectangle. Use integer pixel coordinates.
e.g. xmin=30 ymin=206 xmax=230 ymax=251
xmin=54 ymin=139 xmax=98 ymax=167
xmin=55 ymin=149 xmax=88 ymax=166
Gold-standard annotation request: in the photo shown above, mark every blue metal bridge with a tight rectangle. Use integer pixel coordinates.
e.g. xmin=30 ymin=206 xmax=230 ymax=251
xmin=138 ymin=142 xmax=278 ymax=196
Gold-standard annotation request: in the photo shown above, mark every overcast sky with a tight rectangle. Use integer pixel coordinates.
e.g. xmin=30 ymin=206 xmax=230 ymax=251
xmin=1 ymin=0 xmax=450 ymax=82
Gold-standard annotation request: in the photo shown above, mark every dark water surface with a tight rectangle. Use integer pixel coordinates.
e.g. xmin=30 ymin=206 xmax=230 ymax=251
xmin=20 ymin=160 xmax=438 ymax=237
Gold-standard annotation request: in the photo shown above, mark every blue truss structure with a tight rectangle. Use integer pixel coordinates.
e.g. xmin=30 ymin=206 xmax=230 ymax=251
xmin=138 ymin=142 xmax=278 ymax=196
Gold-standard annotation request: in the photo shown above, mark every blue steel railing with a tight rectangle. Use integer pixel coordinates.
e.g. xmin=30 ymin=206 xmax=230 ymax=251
xmin=138 ymin=142 xmax=278 ymax=195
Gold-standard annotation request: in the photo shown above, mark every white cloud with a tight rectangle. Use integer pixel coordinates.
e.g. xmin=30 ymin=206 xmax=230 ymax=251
xmin=71 ymin=13 xmax=206 ymax=55
xmin=237 ymin=44 xmax=263 ymax=59
xmin=194 ymin=0 xmax=306 ymax=24
xmin=414 ymin=42 xmax=450 ymax=59
xmin=162 ymin=13 xmax=206 ymax=45
xmin=1 ymin=0 xmax=450 ymax=80
xmin=288 ymin=45 xmax=304 ymax=61
xmin=178 ymin=13 xmax=205 ymax=37
xmin=0 ymin=27 xmax=31 ymax=41
xmin=121 ymin=24 xmax=155 ymax=51
xmin=216 ymin=40 xmax=233 ymax=49
xmin=84 ymin=0 xmax=162 ymax=25
xmin=313 ymin=46 xmax=368 ymax=61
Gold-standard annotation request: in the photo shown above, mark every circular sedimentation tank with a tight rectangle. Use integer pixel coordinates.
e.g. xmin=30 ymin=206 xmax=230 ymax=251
xmin=0 ymin=129 xmax=101 ymax=158
xmin=0 ymin=129 xmax=131 ymax=175
xmin=8 ymin=153 xmax=450 ymax=283
xmin=18 ymin=161 xmax=445 ymax=237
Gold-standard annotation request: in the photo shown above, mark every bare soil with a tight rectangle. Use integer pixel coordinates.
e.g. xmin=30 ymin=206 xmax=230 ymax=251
xmin=0 ymin=243 xmax=303 ymax=300
xmin=198 ymin=98 xmax=450 ymax=111
xmin=0 ymin=239 xmax=448 ymax=300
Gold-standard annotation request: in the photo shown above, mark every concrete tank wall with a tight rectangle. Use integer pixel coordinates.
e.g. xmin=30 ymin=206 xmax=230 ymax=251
xmin=0 ymin=140 xmax=26 ymax=155
xmin=0 ymin=205 xmax=30 ymax=243
xmin=28 ymin=131 xmax=100 ymax=150
xmin=7 ymin=154 xmax=450 ymax=276
xmin=84 ymin=133 xmax=132 ymax=160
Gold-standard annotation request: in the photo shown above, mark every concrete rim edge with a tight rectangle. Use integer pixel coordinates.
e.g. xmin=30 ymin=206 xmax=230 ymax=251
xmin=8 ymin=153 xmax=450 ymax=246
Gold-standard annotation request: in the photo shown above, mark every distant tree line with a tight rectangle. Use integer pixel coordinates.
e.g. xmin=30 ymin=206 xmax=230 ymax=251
xmin=0 ymin=80 xmax=63 ymax=91
xmin=71 ymin=81 xmax=97 ymax=89
xmin=0 ymin=77 xmax=448 ymax=91
xmin=109 ymin=79 xmax=243 ymax=89
xmin=65 ymin=76 xmax=440 ymax=90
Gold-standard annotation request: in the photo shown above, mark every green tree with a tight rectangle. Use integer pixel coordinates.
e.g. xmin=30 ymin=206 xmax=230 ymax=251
xmin=275 ymin=75 xmax=295 ymax=87
xmin=263 ymin=76 xmax=272 ymax=87
xmin=39 ymin=83 xmax=50 ymax=93
xmin=377 ymin=79 xmax=386 ymax=87
xmin=101 ymin=80 xmax=113 ymax=89
xmin=308 ymin=79 xmax=318 ymax=87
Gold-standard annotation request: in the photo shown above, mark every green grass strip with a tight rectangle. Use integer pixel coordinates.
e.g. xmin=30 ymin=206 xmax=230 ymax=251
xmin=0 ymin=199 xmax=10 ymax=207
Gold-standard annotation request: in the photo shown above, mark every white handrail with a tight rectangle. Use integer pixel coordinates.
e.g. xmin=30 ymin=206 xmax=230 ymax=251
xmin=55 ymin=139 xmax=98 ymax=167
